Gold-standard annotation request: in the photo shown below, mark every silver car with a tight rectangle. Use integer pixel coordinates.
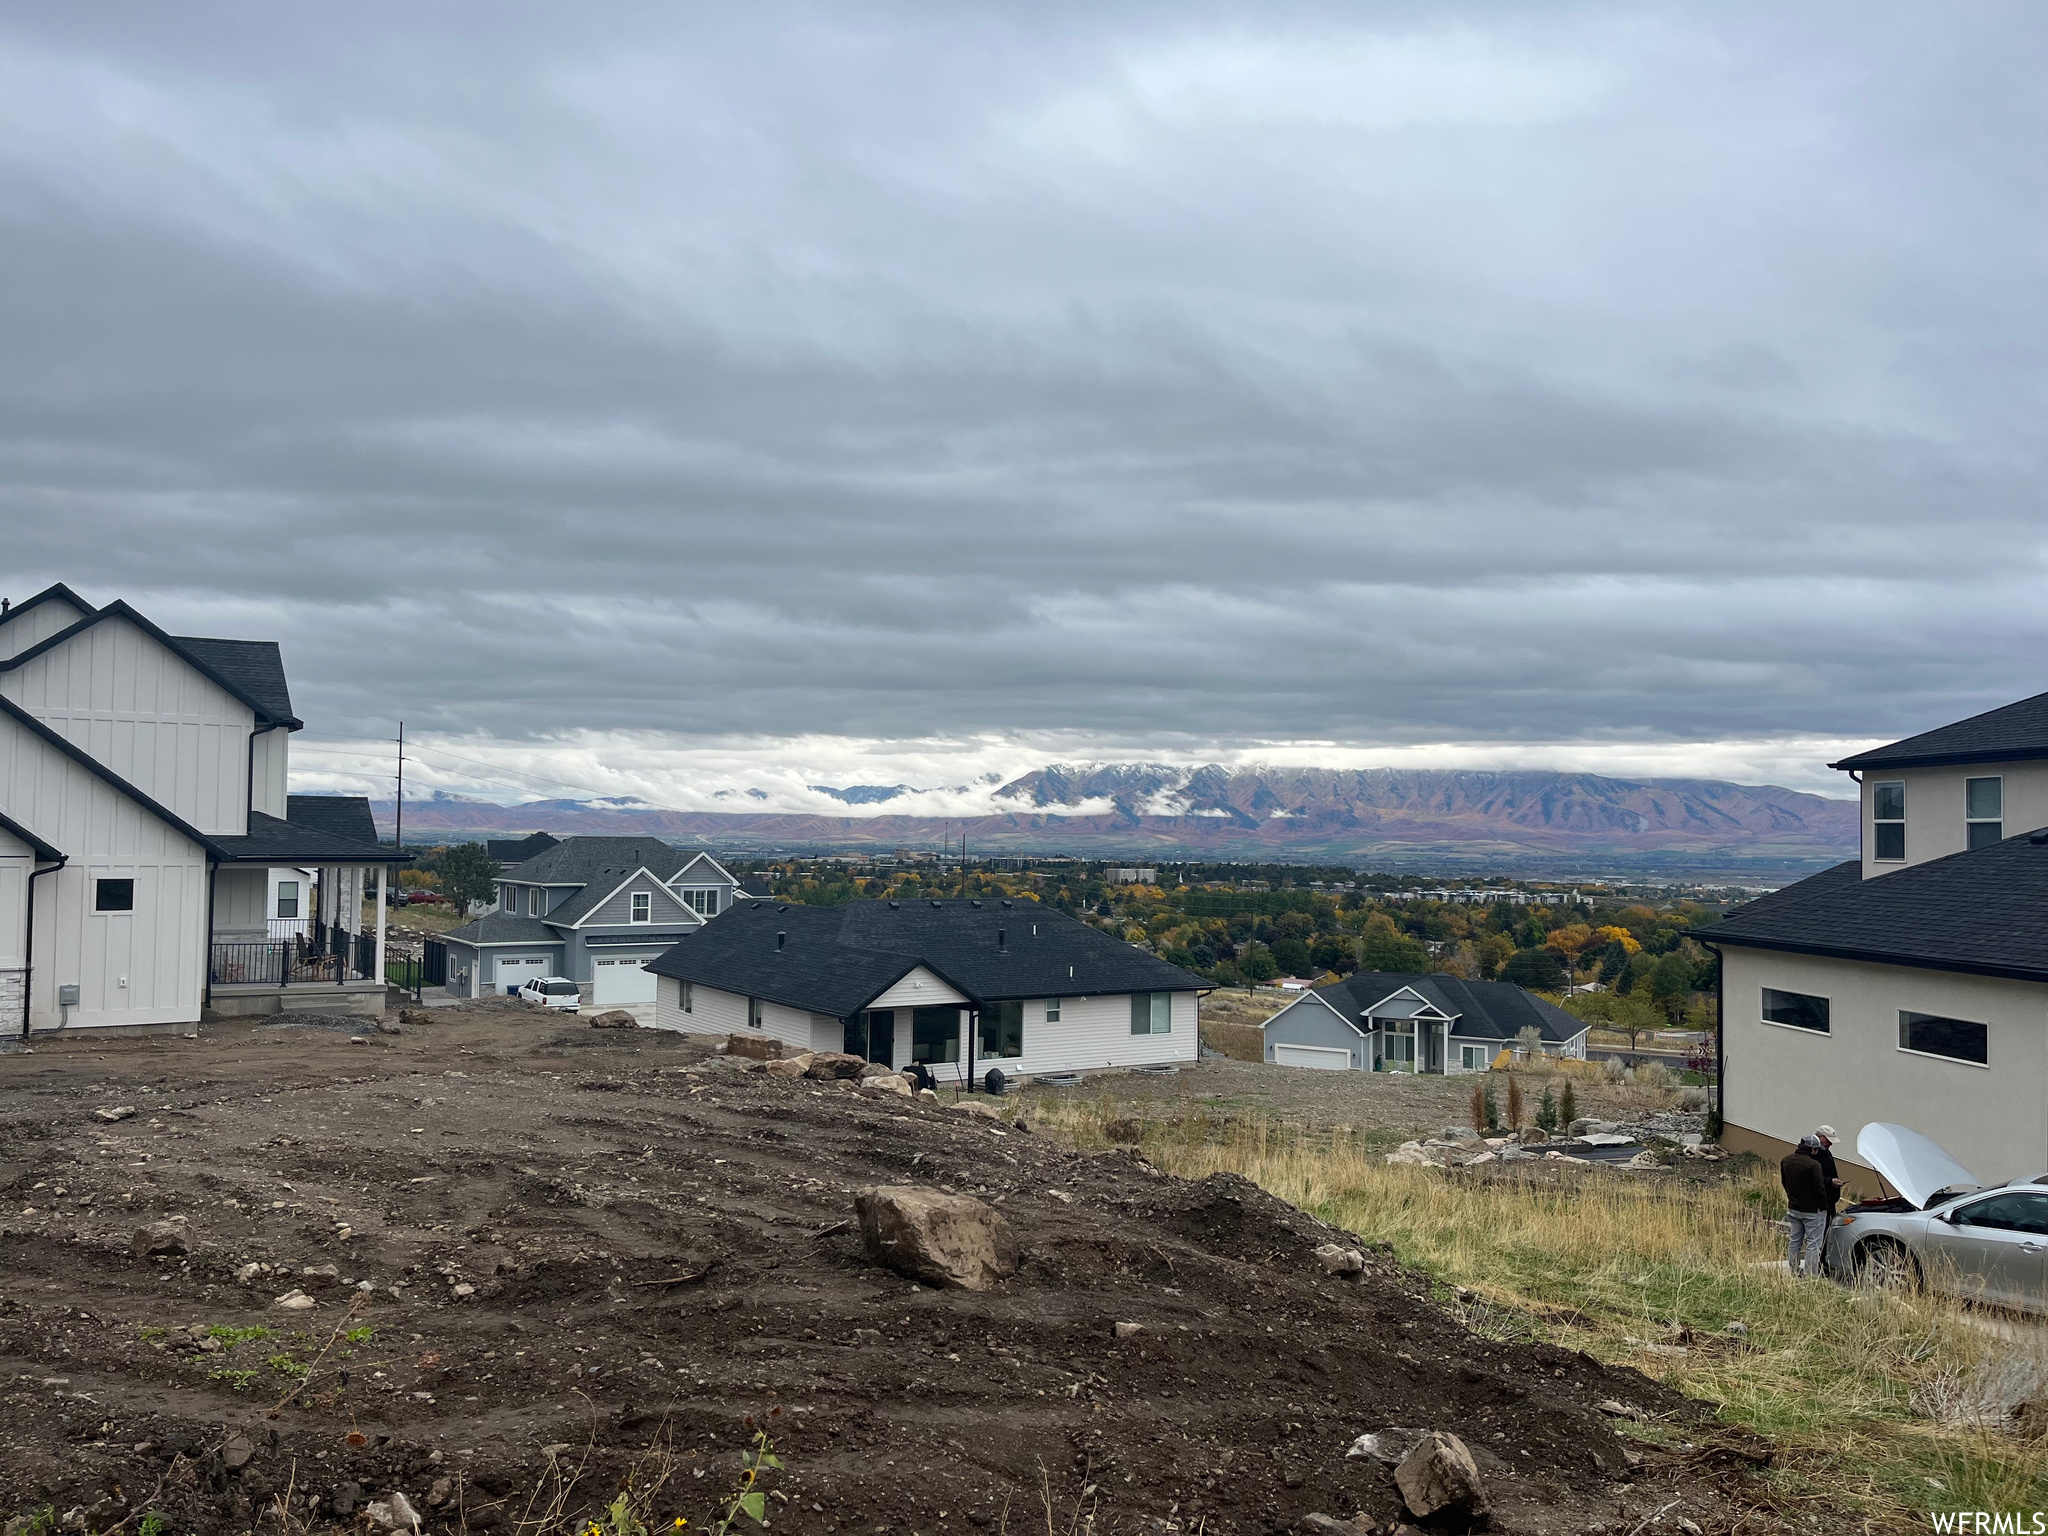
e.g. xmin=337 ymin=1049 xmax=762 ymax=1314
xmin=1825 ymin=1122 xmax=2048 ymax=1313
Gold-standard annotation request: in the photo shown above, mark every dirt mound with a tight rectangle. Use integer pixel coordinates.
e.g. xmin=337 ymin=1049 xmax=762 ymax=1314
xmin=0 ymin=1005 xmax=1736 ymax=1535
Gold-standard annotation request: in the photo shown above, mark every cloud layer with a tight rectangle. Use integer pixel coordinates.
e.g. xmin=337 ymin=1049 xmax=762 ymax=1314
xmin=3 ymin=3 xmax=2042 ymax=793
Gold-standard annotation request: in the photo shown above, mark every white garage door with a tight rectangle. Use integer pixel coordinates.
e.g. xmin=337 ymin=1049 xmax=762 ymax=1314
xmin=1275 ymin=1043 xmax=1352 ymax=1072
xmin=495 ymin=955 xmax=552 ymax=994
xmin=592 ymin=955 xmax=659 ymax=1006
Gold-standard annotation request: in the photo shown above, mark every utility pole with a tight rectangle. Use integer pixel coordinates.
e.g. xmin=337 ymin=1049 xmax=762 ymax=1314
xmin=394 ymin=722 xmax=406 ymax=858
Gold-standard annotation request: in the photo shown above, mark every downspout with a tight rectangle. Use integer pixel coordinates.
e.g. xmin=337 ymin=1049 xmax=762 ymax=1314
xmin=203 ymin=859 xmax=218 ymax=1010
xmin=22 ymin=855 xmax=66 ymax=1038
xmin=1703 ymin=940 xmax=1724 ymax=1141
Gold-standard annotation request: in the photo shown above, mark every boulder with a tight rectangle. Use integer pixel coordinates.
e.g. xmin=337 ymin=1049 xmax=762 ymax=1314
xmin=273 ymin=1289 xmax=317 ymax=1310
xmin=589 ymin=1010 xmax=638 ymax=1030
xmin=804 ymin=1052 xmax=868 ymax=1080
xmin=1439 ymin=1126 xmax=1479 ymax=1141
xmin=1517 ymin=1126 xmax=1548 ymax=1144
xmin=398 ymin=1009 xmax=434 ymax=1028
xmin=725 ymin=1032 xmax=784 ymax=1060
xmin=1393 ymin=1432 xmax=1487 ymax=1521
xmin=1345 ymin=1427 xmax=1428 ymax=1467
xmin=1313 ymin=1243 xmax=1365 ymax=1279
xmin=854 ymin=1185 xmax=1019 ymax=1291
xmin=764 ymin=1056 xmax=812 ymax=1078
xmin=1112 ymin=1322 xmax=1144 ymax=1340
xmin=131 ymin=1221 xmax=188 ymax=1258
xmin=952 ymin=1100 xmax=1004 ymax=1120
xmin=860 ymin=1074 xmax=913 ymax=1098
xmin=858 ymin=1061 xmax=897 ymax=1079
xmin=1569 ymin=1118 xmax=1620 ymax=1137
xmin=93 ymin=1106 xmax=137 ymax=1123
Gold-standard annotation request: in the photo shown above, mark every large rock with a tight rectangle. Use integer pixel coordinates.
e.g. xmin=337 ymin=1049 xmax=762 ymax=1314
xmin=726 ymin=1033 xmax=784 ymax=1060
xmin=131 ymin=1221 xmax=188 ymax=1257
xmin=1313 ymin=1242 xmax=1365 ymax=1279
xmin=1569 ymin=1118 xmax=1619 ymax=1137
xmin=589 ymin=1010 xmax=638 ymax=1030
xmin=765 ymin=1054 xmax=815 ymax=1078
xmin=860 ymin=1074 xmax=913 ymax=1098
xmin=804 ymin=1052 xmax=868 ymax=1081
xmin=1393 ymin=1432 xmax=1487 ymax=1521
xmin=855 ymin=1185 xmax=1019 ymax=1291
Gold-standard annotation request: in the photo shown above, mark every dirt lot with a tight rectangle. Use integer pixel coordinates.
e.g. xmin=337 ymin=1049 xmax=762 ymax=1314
xmin=0 ymin=1002 xmax=1750 ymax=1536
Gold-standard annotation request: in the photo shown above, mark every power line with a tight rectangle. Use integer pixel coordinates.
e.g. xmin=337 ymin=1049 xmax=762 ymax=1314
xmin=292 ymin=740 xmax=629 ymax=802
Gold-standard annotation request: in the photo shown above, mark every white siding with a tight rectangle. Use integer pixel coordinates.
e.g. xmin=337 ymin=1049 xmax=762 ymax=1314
xmin=577 ymin=873 xmax=695 ymax=928
xmin=1 ymin=712 xmax=208 ymax=1030
xmin=212 ymin=865 xmax=268 ymax=941
xmin=652 ymin=978 xmax=843 ymax=1055
xmin=1860 ymin=762 xmax=2048 ymax=878
xmin=0 ymin=828 xmax=30 ymax=967
xmin=1723 ymin=946 xmax=2048 ymax=1186
xmin=0 ymin=597 xmax=93 ymax=660
xmin=250 ymin=727 xmax=290 ymax=818
xmin=0 ymin=615 xmax=253 ymax=836
xmin=983 ymin=991 xmax=1200 ymax=1078
xmin=868 ymin=966 xmax=969 ymax=1010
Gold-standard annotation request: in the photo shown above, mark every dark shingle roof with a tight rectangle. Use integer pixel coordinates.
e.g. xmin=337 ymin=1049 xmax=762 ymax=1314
xmin=174 ymin=638 xmax=296 ymax=727
xmin=286 ymin=795 xmax=379 ymax=846
xmin=1698 ymin=833 xmax=2048 ymax=982
xmin=500 ymin=836 xmax=705 ymax=886
xmin=486 ymin=832 xmax=560 ymax=864
xmin=1305 ymin=971 xmax=1590 ymax=1045
xmin=1830 ymin=691 xmax=2048 ymax=771
xmin=443 ymin=913 xmax=567 ymax=947
xmin=210 ymin=809 xmax=405 ymax=865
xmin=648 ymin=898 xmax=1207 ymax=1019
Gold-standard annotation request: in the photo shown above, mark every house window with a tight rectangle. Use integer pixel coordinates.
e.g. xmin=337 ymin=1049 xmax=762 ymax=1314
xmin=1382 ymin=1021 xmax=1415 ymax=1071
xmin=980 ymin=1000 xmax=1024 ymax=1059
xmin=95 ymin=878 xmax=134 ymax=913
xmin=749 ymin=996 xmax=764 ymax=1030
xmin=1129 ymin=992 xmax=1171 ymax=1035
xmin=846 ymin=1008 xmax=895 ymax=1066
xmin=1899 ymin=1010 xmax=1988 ymax=1066
xmin=276 ymin=880 xmax=300 ymax=919
xmin=911 ymin=1005 xmax=961 ymax=1064
xmin=680 ymin=980 xmax=693 ymax=1013
xmin=1871 ymin=781 xmax=1905 ymax=861
xmin=1044 ymin=997 xmax=1061 ymax=1023
xmin=630 ymin=891 xmax=652 ymax=923
xmin=501 ymin=883 xmax=515 ymax=909
xmin=684 ymin=888 xmax=719 ymax=916
xmin=528 ymin=889 xmax=540 ymax=917
xmin=1762 ymin=988 xmax=1830 ymax=1034
xmin=1966 ymin=777 xmax=2003 ymax=850
xmin=1460 ymin=1044 xmax=1487 ymax=1071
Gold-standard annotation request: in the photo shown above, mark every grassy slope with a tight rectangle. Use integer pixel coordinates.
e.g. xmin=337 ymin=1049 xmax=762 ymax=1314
xmin=1021 ymin=1095 xmax=2048 ymax=1527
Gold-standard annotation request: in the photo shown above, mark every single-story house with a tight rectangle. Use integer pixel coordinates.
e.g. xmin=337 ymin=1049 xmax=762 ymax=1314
xmin=645 ymin=897 xmax=1207 ymax=1082
xmin=440 ymin=837 xmax=745 ymax=1004
xmin=1261 ymin=971 xmax=1591 ymax=1074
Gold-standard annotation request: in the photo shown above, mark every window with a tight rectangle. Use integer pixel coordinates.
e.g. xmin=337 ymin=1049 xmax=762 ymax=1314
xmin=980 ymin=1000 xmax=1024 ymax=1059
xmin=1900 ymin=1009 xmax=1988 ymax=1066
xmin=1762 ymin=987 xmax=1830 ymax=1034
xmin=680 ymin=980 xmax=694 ymax=1013
xmin=1129 ymin=992 xmax=1171 ymax=1035
xmin=1954 ymin=1191 xmax=2048 ymax=1235
xmin=94 ymin=878 xmax=134 ymax=913
xmin=846 ymin=1009 xmax=894 ymax=1066
xmin=749 ymin=996 xmax=764 ymax=1030
xmin=1382 ymin=1021 xmax=1415 ymax=1071
xmin=911 ymin=1005 xmax=960 ymax=1064
xmin=1872 ymin=781 xmax=1906 ymax=861
xmin=1967 ymin=777 xmax=2003 ymax=850
xmin=276 ymin=880 xmax=299 ymax=919
xmin=630 ymin=891 xmax=652 ymax=923
xmin=1044 ymin=997 xmax=1062 ymax=1023
xmin=683 ymin=888 xmax=719 ymax=916
xmin=1460 ymin=1044 xmax=1487 ymax=1070
xmin=528 ymin=889 xmax=540 ymax=917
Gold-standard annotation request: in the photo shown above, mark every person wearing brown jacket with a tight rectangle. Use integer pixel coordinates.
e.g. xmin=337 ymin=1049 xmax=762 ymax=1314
xmin=1781 ymin=1136 xmax=1831 ymax=1277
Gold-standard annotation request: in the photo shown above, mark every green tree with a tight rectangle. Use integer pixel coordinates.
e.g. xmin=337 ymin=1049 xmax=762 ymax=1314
xmin=1535 ymin=1084 xmax=1559 ymax=1134
xmin=1649 ymin=953 xmax=1694 ymax=1021
xmin=439 ymin=842 xmax=502 ymax=915
xmin=1559 ymin=1078 xmax=1577 ymax=1130
xmin=1241 ymin=944 xmax=1280 ymax=984
xmin=1500 ymin=947 xmax=1566 ymax=991
xmin=1270 ymin=937 xmax=1312 ymax=976
xmin=1358 ymin=912 xmax=1430 ymax=973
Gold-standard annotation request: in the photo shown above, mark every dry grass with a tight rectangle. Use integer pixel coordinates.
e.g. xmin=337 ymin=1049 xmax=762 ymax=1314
xmin=1022 ymin=1095 xmax=2048 ymax=1524
xmin=1198 ymin=1020 xmax=1267 ymax=1063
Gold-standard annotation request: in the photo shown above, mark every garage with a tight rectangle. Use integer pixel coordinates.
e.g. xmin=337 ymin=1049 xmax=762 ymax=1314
xmin=494 ymin=954 xmax=554 ymax=996
xmin=592 ymin=954 xmax=660 ymax=1006
xmin=1274 ymin=1043 xmax=1353 ymax=1072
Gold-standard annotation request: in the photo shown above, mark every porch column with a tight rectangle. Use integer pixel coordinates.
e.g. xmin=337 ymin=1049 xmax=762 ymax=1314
xmin=374 ymin=865 xmax=387 ymax=986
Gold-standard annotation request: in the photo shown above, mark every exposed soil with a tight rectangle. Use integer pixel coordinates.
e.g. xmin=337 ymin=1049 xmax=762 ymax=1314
xmin=0 ymin=1002 xmax=1756 ymax=1536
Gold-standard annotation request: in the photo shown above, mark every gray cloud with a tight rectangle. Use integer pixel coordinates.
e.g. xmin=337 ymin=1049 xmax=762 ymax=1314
xmin=1 ymin=1 xmax=2043 ymax=765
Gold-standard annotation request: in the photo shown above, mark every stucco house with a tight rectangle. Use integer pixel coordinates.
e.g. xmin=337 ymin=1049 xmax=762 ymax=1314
xmin=439 ymin=838 xmax=745 ymax=1005
xmin=0 ymin=582 xmax=403 ymax=1034
xmin=1261 ymin=971 xmax=1590 ymax=1074
xmin=645 ymin=897 xmax=1206 ymax=1082
xmin=1706 ymin=689 xmax=2048 ymax=1189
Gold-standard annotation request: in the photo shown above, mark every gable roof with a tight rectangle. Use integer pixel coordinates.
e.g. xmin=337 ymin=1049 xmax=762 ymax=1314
xmin=486 ymin=831 xmax=560 ymax=864
xmin=0 ymin=692 xmax=221 ymax=858
xmin=671 ymin=851 xmax=739 ymax=885
xmin=1309 ymin=970 xmax=1590 ymax=1045
xmin=0 ymin=600 xmax=301 ymax=729
xmin=0 ymin=808 xmax=64 ymax=863
xmin=541 ymin=865 xmax=702 ymax=929
xmin=210 ymin=808 xmax=406 ymax=865
xmin=1698 ymin=832 xmax=2048 ymax=983
xmin=500 ymin=836 xmax=702 ymax=886
xmin=443 ymin=912 xmax=568 ymax=948
xmin=647 ymin=897 xmax=1207 ymax=1019
xmin=287 ymin=795 xmax=379 ymax=847
xmin=0 ymin=583 xmax=96 ymax=628
xmin=1830 ymin=690 xmax=2048 ymax=772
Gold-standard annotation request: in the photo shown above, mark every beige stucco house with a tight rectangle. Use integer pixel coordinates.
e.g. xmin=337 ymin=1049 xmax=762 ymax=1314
xmin=1705 ymin=690 xmax=2048 ymax=1190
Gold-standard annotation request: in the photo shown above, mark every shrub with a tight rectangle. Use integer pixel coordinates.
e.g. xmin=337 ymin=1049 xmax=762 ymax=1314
xmin=1469 ymin=1083 xmax=1486 ymax=1136
xmin=1481 ymin=1081 xmax=1500 ymax=1132
xmin=1559 ymin=1079 xmax=1577 ymax=1128
xmin=1506 ymin=1075 xmax=1524 ymax=1130
xmin=1535 ymin=1084 xmax=1559 ymax=1134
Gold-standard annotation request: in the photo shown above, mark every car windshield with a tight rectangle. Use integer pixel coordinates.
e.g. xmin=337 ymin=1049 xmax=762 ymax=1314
xmin=544 ymin=983 xmax=578 ymax=996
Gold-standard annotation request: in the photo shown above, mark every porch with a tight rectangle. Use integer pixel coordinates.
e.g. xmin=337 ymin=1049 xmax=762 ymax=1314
xmin=205 ymin=829 xmax=406 ymax=1017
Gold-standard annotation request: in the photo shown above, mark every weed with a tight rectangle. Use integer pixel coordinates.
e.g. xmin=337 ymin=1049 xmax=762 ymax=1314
xmin=708 ymin=1411 xmax=783 ymax=1536
xmin=266 ymin=1352 xmax=311 ymax=1380
xmin=343 ymin=1325 xmax=375 ymax=1344
xmin=137 ymin=1326 xmax=167 ymax=1343
xmin=207 ymin=1366 xmax=259 ymax=1391
xmin=139 ymin=1513 xmax=167 ymax=1536
xmin=204 ymin=1324 xmax=272 ymax=1348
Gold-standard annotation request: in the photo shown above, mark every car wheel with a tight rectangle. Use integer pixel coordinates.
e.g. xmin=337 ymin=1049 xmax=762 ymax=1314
xmin=1855 ymin=1236 xmax=1921 ymax=1293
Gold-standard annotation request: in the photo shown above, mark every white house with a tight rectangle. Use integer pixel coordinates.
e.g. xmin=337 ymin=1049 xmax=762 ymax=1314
xmin=0 ymin=583 xmax=404 ymax=1034
xmin=644 ymin=897 xmax=1206 ymax=1083
xmin=1706 ymin=690 xmax=2048 ymax=1188
xmin=1261 ymin=971 xmax=1590 ymax=1074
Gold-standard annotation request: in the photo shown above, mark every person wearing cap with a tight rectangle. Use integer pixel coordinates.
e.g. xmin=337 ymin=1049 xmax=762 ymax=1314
xmin=1812 ymin=1125 xmax=1846 ymax=1276
xmin=1781 ymin=1135 xmax=1831 ymax=1277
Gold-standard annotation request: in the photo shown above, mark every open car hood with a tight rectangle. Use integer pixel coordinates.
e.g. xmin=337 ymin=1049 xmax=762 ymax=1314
xmin=1857 ymin=1122 xmax=1981 ymax=1210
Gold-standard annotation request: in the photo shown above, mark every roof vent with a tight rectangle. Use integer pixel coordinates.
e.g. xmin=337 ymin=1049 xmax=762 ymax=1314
xmin=888 ymin=901 xmax=900 ymax=909
xmin=2033 ymin=829 xmax=2048 ymax=845
xmin=998 ymin=928 xmax=1006 ymax=952
xmin=970 ymin=900 xmax=982 ymax=908
xmin=776 ymin=930 xmax=786 ymax=952
xmin=1001 ymin=899 xmax=1012 ymax=908
xmin=929 ymin=900 xmax=941 ymax=908
xmin=777 ymin=904 xmax=788 ymax=913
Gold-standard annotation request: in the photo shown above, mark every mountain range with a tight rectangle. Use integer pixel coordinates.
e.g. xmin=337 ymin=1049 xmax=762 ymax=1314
xmin=366 ymin=764 xmax=1859 ymax=877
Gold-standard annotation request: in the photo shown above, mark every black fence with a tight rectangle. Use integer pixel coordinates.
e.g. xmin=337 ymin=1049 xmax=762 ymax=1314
xmin=208 ymin=921 xmax=380 ymax=988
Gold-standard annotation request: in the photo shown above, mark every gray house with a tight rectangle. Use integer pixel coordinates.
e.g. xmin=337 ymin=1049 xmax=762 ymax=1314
xmin=441 ymin=838 xmax=745 ymax=1005
xmin=1261 ymin=971 xmax=1590 ymax=1074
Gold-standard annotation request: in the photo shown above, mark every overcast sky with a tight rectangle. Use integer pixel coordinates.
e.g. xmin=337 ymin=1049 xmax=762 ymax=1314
xmin=3 ymin=3 xmax=2042 ymax=807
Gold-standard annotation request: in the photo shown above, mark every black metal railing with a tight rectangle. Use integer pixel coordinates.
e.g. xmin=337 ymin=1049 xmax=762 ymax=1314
xmin=209 ymin=922 xmax=384 ymax=988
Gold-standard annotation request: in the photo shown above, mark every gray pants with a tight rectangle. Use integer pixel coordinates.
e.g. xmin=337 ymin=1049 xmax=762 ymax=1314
xmin=1787 ymin=1209 xmax=1828 ymax=1276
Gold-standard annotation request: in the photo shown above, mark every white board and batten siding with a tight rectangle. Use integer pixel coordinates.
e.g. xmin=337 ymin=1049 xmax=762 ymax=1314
xmin=0 ymin=596 xmax=93 ymax=660
xmin=0 ymin=710 xmax=209 ymax=1030
xmin=0 ymin=826 xmax=34 ymax=1024
xmin=0 ymin=615 xmax=254 ymax=836
xmin=249 ymin=727 xmax=290 ymax=818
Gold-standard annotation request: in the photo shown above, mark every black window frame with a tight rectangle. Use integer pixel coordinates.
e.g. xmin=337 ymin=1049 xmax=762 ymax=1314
xmin=94 ymin=878 xmax=135 ymax=913
xmin=1762 ymin=987 xmax=1830 ymax=1034
xmin=979 ymin=999 xmax=1024 ymax=1059
xmin=911 ymin=1005 xmax=960 ymax=1064
xmin=1899 ymin=1009 xmax=1988 ymax=1067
